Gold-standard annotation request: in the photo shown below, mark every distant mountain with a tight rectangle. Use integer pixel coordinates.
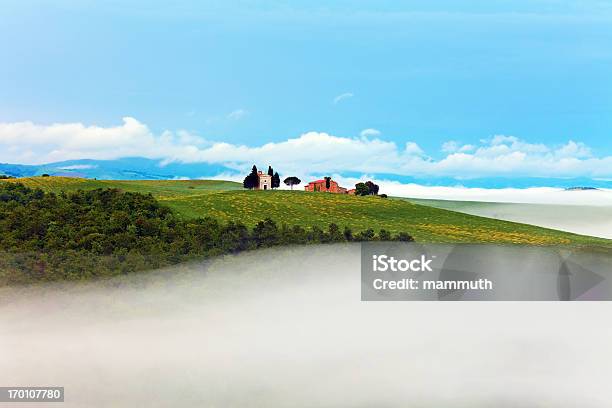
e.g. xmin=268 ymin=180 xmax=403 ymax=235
xmin=0 ymin=158 xmax=237 ymax=180
xmin=564 ymin=187 xmax=599 ymax=191
xmin=0 ymin=163 xmax=39 ymax=177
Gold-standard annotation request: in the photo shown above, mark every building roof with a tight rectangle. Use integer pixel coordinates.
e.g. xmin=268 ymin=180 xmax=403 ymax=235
xmin=308 ymin=179 xmax=336 ymax=184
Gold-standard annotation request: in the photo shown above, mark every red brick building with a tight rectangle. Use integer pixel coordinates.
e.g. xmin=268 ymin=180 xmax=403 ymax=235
xmin=304 ymin=178 xmax=348 ymax=194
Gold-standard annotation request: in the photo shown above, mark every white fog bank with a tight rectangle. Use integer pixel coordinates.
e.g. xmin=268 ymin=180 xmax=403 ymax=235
xmin=329 ymin=179 xmax=612 ymax=238
xmin=406 ymin=200 xmax=612 ymax=240
xmin=1 ymin=245 xmax=612 ymax=407
xmin=379 ymin=183 xmax=612 ymax=206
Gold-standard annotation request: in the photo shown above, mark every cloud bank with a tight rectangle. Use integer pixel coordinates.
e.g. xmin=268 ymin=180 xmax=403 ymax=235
xmin=1 ymin=117 xmax=611 ymax=181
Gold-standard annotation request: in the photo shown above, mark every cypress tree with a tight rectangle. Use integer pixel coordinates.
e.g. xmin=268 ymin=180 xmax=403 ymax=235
xmin=272 ymin=172 xmax=280 ymax=189
xmin=243 ymin=165 xmax=259 ymax=189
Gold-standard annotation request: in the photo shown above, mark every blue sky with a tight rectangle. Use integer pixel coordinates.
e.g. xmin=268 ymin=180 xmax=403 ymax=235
xmin=0 ymin=1 xmax=611 ymax=182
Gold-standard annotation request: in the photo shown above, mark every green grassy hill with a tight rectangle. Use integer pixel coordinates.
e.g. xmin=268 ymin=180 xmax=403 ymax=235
xmin=2 ymin=176 xmax=610 ymax=247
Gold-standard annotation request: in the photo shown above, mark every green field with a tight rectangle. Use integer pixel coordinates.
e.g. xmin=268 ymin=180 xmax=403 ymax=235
xmin=3 ymin=176 xmax=611 ymax=247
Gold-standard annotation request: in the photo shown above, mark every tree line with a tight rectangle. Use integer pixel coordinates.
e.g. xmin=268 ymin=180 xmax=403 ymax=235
xmin=0 ymin=183 xmax=413 ymax=285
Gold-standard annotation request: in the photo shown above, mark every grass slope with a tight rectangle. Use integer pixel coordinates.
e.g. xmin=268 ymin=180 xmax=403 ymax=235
xmin=3 ymin=177 xmax=610 ymax=247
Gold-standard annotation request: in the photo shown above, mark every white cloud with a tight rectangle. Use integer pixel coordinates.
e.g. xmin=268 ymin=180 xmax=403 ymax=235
xmin=58 ymin=164 xmax=98 ymax=170
xmin=360 ymin=128 xmax=381 ymax=138
xmin=1 ymin=117 xmax=612 ymax=182
xmin=333 ymin=92 xmax=353 ymax=104
xmin=441 ymin=141 xmax=459 ymax=153
xmin=442 ymin=141 xmax=475 ymax=153
xmin=555 ymin=140 xmax=592 ymax=159
xmin=227 ymin=109 xmax=249 ymax=120
xmin=0 ymin=117 xmax=208 ymax=165
xmin=404 ymin=142 xmax=424 ymax=156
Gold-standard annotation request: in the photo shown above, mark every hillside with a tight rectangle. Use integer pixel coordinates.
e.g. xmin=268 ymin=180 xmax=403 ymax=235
xmin=4 ymin=183 xmax=394 ymax=285
xmin=2 ymin=176 xmax=611 ymax=247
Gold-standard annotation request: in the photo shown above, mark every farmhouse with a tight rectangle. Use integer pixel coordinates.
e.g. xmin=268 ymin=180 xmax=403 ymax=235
xmin=304 ymin=178 xmax=348 ymax=194
xmin=255 ymin=171 xmax=272 ymax=190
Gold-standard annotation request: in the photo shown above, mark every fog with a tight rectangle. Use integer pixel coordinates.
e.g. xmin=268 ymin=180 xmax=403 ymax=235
xmin=410 ymin=201 xmax=612 ymax=239
xmin=378 ymin=184 xmax=612 ymax=206
xmin=2 ymin=245 xmax=612 ymax=407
